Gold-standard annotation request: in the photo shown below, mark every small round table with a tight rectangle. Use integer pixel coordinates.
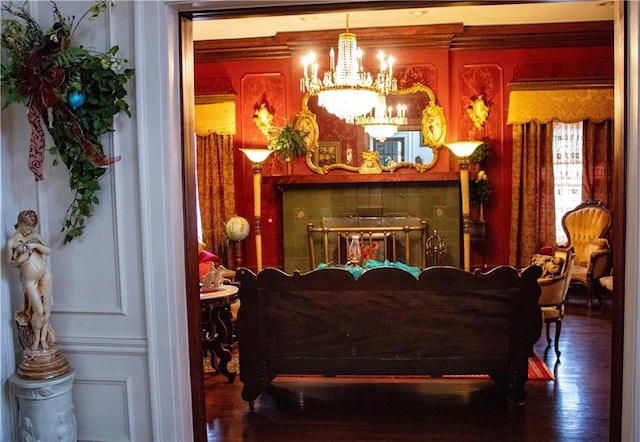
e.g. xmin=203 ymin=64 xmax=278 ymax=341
xmin=201 ymin=285 xmax=239 ymax=383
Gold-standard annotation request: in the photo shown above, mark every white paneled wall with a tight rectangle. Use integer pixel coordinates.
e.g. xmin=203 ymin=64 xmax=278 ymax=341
xmin=1 ymin=2 xmax=191 ymax=441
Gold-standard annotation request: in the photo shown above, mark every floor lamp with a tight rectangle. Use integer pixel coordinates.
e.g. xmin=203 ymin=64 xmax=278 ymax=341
xmin=240 ymin=148 xmax=272 ymax=272
xmin=445 ymin=141 xmax=482 ymax=272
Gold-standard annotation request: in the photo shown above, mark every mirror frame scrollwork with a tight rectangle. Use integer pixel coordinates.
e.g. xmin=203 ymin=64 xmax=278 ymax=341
xmin=295 ymin=83 xmax=446 ymax=174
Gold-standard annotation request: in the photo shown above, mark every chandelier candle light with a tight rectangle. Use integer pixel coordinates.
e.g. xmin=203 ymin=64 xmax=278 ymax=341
xmin=300 ymin=13 xmax=399 ymax=124
xmin=357 ymin=94 xmax=407 ymax=142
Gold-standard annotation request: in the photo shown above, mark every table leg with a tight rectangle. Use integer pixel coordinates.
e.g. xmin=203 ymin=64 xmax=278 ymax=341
xmin=207 ymin=304 xmax=236 ymax=383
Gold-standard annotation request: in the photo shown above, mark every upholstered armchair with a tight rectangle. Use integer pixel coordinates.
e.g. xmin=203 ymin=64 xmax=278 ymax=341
xmin=561 ymin=201 xmax=612 ymax=307
xmin=534 ymin=248 xmax=575 ymax=358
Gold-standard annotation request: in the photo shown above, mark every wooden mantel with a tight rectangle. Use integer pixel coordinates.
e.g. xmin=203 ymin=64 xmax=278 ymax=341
xmin=264 ymin=171 xmax=459 ymax=186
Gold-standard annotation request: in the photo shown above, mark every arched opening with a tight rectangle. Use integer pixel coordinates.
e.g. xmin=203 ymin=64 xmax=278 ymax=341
xmin=177 ymin=3 xmax=626 ymax=441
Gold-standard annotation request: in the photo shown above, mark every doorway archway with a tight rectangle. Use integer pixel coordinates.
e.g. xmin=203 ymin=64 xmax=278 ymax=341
xmin=178 ymin=3 xmax=628 ymax=441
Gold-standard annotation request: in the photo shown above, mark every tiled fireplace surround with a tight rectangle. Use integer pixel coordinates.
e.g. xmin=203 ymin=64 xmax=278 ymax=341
xmin=281 ymin=181 xmax=461 ymax=273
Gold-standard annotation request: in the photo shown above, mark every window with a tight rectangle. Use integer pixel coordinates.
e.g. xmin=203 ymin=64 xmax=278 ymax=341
xmin=372 ymin=137 xmax=404 ymax=165
xmin=552 ymin=121 xmax=583 ymax=245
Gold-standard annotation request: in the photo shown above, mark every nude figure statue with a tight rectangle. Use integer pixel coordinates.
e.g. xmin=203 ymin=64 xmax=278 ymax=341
xmin=8 ymin=210 xmax=55 ymax=351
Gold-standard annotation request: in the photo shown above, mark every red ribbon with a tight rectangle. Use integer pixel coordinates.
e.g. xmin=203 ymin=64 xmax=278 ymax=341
xmin=18 ymin=29 xmax=120 ymax=181
xmin=26 ymin=103 xmax=46 ymax=181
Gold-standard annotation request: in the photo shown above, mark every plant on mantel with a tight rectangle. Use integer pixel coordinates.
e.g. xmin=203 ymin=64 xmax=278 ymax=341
xmin=268 ymin=122 xmax=307 ymax=162
xmin=253 ymin=99 xmax=307 ymax=168
xmin=1 ymin=1 xmax=134 ymax=243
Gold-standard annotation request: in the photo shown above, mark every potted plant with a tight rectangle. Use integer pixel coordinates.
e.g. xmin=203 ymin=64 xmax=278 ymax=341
xmin=269 ymin=122 xmax=307 ymax=160
xmin=470 ymin=170 xmax=492 ymax=220
xmin=468 ymin=140 xmax=492 ymax=220
xmin=267 ymin=122 xmax=307 ymax=174
xmin=253 ymin=100 xmax=307 ymax=174
xmin=469 ymin=170 xmax=492 ymax=244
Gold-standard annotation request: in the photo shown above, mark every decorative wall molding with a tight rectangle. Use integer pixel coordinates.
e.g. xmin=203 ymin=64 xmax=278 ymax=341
xmin=73 ymin=377 xmax=133 ymax=441
xmin=458 ymin=64 xmax=504 ymax=143
xmin=508 ymin=79 xmax=614 ymax=90
xmin=195 ymin=22 xmax=613 ymax=62
xmin=56 ymin=336 xmax=147 ymax=355
xmin=450 ymin=21 xmax=613 ymax=50
xmin=512 ymin=62 xmax=614 ymax=83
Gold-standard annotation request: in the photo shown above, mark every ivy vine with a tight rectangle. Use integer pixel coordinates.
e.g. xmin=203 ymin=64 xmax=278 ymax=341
xmin=1 ymin=1 xmax=134 ymax=243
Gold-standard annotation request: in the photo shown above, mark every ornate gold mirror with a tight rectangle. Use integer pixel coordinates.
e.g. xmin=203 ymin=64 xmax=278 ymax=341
xmin=292 ymin=83 xmax=446 ymax=174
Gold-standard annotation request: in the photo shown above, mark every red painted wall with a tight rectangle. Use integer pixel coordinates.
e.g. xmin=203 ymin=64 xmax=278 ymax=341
xmin=195 ymin=45 xmax=613 ymax=270
xmin=449 ymin=46 xmax=612 ymax=267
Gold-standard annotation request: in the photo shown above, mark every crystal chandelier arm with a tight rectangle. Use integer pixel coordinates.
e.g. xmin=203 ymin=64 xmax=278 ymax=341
xmin=299 ymin=13 xmax=398 ymax=123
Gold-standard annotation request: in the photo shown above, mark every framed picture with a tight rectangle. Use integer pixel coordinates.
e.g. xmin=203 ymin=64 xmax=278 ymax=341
xmin=315 ymin=141 xmax=341 ymax=167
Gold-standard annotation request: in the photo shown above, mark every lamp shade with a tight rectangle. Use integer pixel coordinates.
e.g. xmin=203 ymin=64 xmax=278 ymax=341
xmin=446 ymin=141 xmax=482 ymax=158
xmin=240 ymin=148 xmax=273 ymax=163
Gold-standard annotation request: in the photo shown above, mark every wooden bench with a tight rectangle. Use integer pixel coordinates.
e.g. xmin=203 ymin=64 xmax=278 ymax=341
xmin=236 ymin=265 xmax=543 ymax=408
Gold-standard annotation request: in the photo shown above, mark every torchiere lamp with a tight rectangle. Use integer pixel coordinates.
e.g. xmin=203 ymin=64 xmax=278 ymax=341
xmin=240 ymin=148 xmax=273 ymax=272
xmin=445 ymin=141 xmax=482 ymax=272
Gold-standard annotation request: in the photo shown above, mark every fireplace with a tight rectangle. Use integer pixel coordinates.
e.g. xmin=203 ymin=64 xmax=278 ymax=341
xmin=279 ymin=180 xmax=461 ymax=273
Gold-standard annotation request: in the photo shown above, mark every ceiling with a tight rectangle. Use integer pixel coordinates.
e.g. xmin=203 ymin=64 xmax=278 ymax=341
xmin=191 ymin=0 xmax=615 ymax=41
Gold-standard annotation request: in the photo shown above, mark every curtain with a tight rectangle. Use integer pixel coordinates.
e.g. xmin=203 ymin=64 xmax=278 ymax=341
xmin=507 ymin=83 xmax=613 ymax=267
xmin=507 ymin=87 xmax=614 ymax=125
xmin=509 ymin=121 xmax=557 ymax=268
xmin=582 ymin=119 xmax=613 ymax=205
xmin=197 ymin=133 xmax=236 ymax=267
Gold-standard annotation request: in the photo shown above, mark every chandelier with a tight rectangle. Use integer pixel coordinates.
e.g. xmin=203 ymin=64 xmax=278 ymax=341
xmin=300 ymin=14 xmax=398 ymax=124
xmin=357 ymin=94 xmax=407 ymax=142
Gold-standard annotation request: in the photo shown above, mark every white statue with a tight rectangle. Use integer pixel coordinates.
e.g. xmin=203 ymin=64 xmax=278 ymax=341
xmin=8 ymin=210 xmax=55 ymax=351
xmin=201 ymin=263 xmax=230 ymax=292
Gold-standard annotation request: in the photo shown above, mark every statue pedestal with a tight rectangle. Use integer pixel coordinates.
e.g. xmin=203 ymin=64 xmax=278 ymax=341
xmin=9 ymin=369 xmax=77 ymax=442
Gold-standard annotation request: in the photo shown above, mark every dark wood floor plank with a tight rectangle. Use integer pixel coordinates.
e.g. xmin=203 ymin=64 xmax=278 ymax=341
xmin=205 ymin=293 xmax=611 ymax=441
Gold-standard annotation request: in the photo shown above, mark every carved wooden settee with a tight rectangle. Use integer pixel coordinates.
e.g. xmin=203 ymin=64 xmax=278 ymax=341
xmin=236 ymin=265 xmax=542 ymax=407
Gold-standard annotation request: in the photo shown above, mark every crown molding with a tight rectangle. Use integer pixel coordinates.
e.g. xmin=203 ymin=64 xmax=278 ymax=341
xmin=194 ymin=21 xmax=613 ymax=62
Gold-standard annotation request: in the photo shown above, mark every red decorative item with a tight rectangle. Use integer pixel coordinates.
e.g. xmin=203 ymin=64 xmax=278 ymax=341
xmin=198 ymin=250 xmax=219 ymax=280
xmin=198 ymin=250 xmax=219 ymax=264
xmin=361 ymin=241 xmax=380 ymax=261
xmin=539 ymin=246 xmax=555 ymax=256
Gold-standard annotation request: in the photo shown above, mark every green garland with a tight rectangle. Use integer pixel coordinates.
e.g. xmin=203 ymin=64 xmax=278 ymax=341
xmin=268 ymin=122 xmax=307 ymax=161
xmin=1 ymin=1 xmax=134 ymax=243
xmin=469 ymin=142 xmax=491 ymax=164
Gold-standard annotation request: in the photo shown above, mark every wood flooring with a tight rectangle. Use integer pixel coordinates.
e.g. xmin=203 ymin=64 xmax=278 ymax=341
xmin=204 ymin=292 xmax=612 ymax=441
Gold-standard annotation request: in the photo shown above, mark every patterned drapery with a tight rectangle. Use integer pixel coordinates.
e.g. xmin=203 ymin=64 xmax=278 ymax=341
xmin=507 ymin=87 xmax=613 ymax=124
xmin=195 ymin=94 xmax=236 ymax=136
xmin=197 ymin=133 xmax=236 ymax=267
xmin=509 ymin=121 xmax=557 ymax=268
xmin=508 ymin=84 xmax=614 ymax=267
xmin=583 ymin=119 xmax=613 ymax=205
